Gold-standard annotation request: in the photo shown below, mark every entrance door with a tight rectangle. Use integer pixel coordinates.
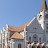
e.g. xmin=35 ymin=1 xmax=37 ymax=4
xmin=37 ymin=46 xmax=40 ymax=48
xmin=32 ymin=46 xmax=36 ymax=48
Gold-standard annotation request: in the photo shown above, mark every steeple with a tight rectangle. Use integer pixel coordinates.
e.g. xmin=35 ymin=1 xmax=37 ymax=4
xmin=40 ymin=0 xmax=47 ymax=11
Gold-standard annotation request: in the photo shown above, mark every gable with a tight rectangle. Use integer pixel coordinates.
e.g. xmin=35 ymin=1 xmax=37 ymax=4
xmin=27 ymin=17 xmax=43 ymax=33
xmin=10 ymin=32 xmax=24 ymax=39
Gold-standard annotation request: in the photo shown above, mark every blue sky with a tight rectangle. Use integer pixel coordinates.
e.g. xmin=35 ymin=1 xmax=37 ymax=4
xmin=0 ymin=0 xmax=48 ymax=30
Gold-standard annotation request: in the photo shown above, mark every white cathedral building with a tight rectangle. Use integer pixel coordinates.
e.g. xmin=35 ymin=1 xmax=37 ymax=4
xmin=0 ymin=0 xmax=48 ymax=48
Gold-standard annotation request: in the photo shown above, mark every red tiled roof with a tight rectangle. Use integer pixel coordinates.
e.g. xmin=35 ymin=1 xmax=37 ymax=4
xmin=9 ymin=21 xmax=31 ymax=39
xmin=8 ymin=21 xmax=31 ymax=32
xmin=10 ymin=32 xmax=24 ymax=39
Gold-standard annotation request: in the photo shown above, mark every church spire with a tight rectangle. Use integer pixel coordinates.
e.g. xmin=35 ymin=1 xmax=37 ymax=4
xmin=40 ymin=0 xmax=47 ymax=11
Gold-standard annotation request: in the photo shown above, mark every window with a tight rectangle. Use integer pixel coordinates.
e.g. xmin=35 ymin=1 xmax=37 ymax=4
xmin=42 ymin=46 xmax=45 ymax=48
xmin=37 ymin=46 xmax=41 ymax=48
xmin=18 ymin=44 xmax=21 ymax=48
xmin=47 ymin=41 xmax=48 ymax=43
xmin=39 ymin=15 xmax=42 ymax=18
xmin=39 ymin=38 xmax=41 ymax=42
xmin=33 ymin=34 xmax=38 ymax=43
xmin=46 ymin=24 xmax=48 ymax=33
xmin=43 ymin=35 xmax=46 ymax=42
xmin=46 ymin=14 xmax=48 ymax=18
xmin=47 ymin=27 xmax=48 ymax=29
xmin=33 ymin=27 xmax=37 ymax=30
xmin=32 ymin=46 xmax=36 ymax=48
xmin=39 ymin=15 xmax=42 ymax=20
xmin=29 ymin=36 xmax=31 ymax=41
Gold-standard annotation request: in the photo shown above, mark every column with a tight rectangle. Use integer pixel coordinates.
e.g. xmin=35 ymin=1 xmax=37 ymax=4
xmin=24 ymin=24 xmax=27 ymax=48
xmin=10 ymin=39 xmax=15 ymax=48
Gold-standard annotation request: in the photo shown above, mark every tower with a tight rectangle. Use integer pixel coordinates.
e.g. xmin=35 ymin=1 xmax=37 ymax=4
xmin=37 ymin=0 xmax=48 ymax=43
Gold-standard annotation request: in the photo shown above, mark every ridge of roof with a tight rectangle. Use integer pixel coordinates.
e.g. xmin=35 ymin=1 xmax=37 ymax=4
xmin=8 ymin=26 xmax=19 ymax=32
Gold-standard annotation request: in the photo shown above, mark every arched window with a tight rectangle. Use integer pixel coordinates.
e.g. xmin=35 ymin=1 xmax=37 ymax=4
xmin=42 ymin=46 xmax=45 ymax=48
xmin=32 ymin=46 xmax=36 ymax=48
xmin=29 ymin=36 xmax=31 ymax=41
xmin=39 ymin=38 xmax=41 ymax=42
xmin=33 ymin=34 xmax=38 ymax=43
xmin=18 ymin=44 xmax=21 ymax=48
xmin=37 ymin=46 xmax=41 ymax=48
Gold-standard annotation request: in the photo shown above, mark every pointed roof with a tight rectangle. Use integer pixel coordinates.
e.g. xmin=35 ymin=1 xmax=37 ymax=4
xmin=40 ymin=0 xmax=47 ymax=11
xmin=10 ymin=32 xmax=24 ymax=39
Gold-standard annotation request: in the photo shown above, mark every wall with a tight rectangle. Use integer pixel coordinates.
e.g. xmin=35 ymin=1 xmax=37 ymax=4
xmin=10 ymin=39 xmax=25 ymax=48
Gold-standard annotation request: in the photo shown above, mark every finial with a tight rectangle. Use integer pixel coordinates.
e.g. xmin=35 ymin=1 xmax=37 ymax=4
xmin=1 ymin=30 xmax=3 ymax=34
xmin=6 ymin=24 xmax=8 ymax=28
xmin=3 ymin=27 xmax=5 ymax=31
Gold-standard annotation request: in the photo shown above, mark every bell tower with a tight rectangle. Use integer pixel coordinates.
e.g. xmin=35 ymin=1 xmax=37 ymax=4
xmin=37 ymin=0 xmax=48 ymax=43
xmin=37 ymin=0 xmax=48 ymax=30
